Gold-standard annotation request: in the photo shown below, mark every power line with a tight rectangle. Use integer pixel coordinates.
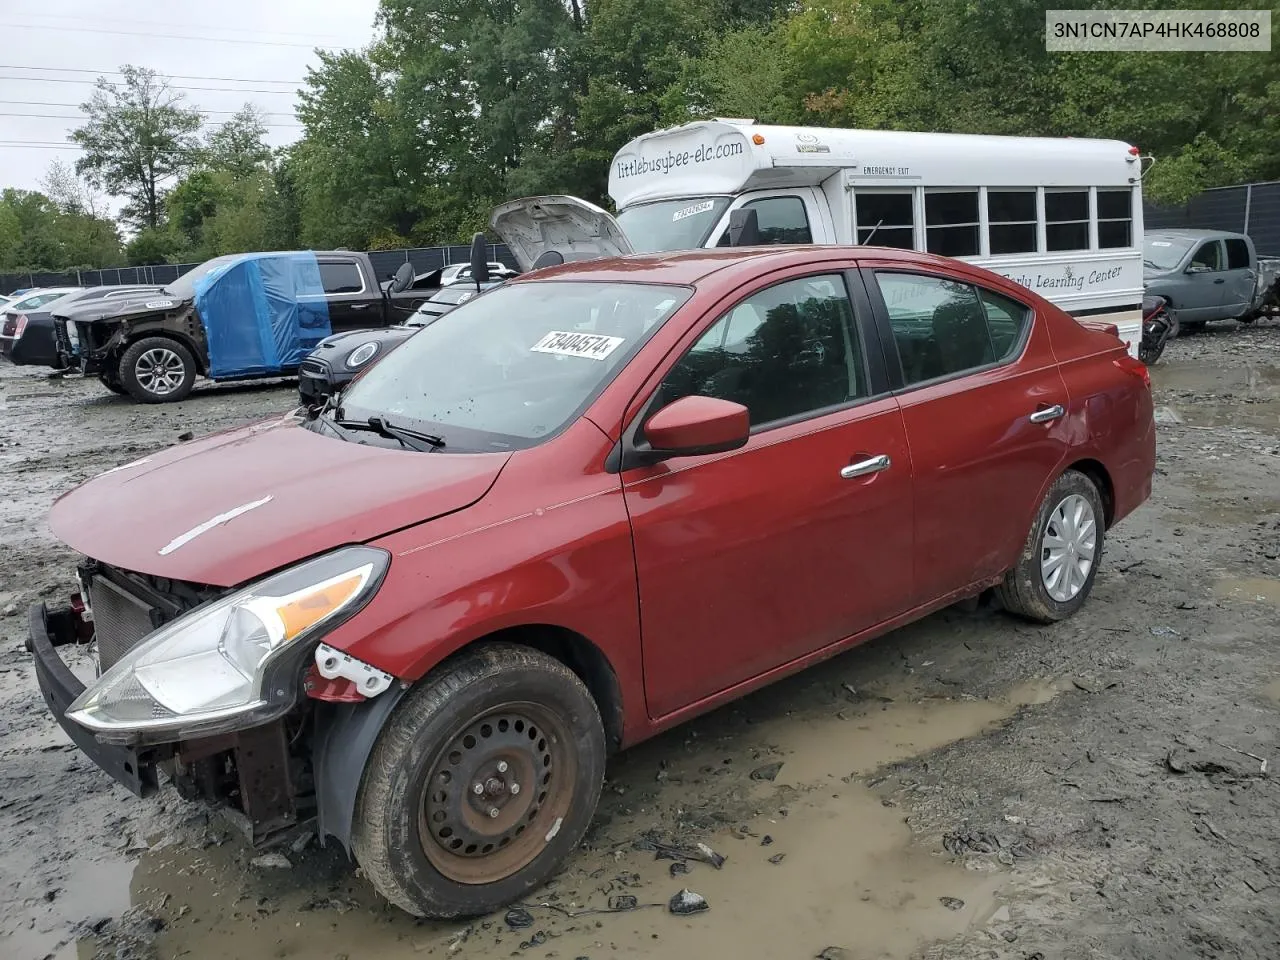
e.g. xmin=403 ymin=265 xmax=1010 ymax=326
xmin=0 ymin=21 xmax=336 ymax=49
xmin=0 ymin=64 xmax=302 ymax=85
xmin=0 ymin=100 xmax=297 ymax=115
xmin=10 ymin=12 xmax=349 ymax=43
xmin=0 ymin=141 xmax=85 ymax=149
xmin=0 ymin=75 xmax=298 ymax=94
xmin=0 ymin=112 xmax=303 ymax=127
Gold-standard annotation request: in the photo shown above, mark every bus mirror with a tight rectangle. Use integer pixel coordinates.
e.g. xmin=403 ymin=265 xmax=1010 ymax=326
xmin=728 ymin=208 xmax=761 ymax=247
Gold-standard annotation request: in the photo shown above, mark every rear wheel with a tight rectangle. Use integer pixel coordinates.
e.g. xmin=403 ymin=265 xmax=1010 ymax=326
xmin=352 ymin=644 xmax=606 ymax=918
xmin=119 ymin=337 xmax=196 ymax=403
xmin=997 ymin=470 xmax=1105 ymax=624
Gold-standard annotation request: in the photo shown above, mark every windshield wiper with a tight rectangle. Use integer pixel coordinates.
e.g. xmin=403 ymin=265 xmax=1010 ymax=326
xmin=331 ymin=415 xmax=445 ymax=451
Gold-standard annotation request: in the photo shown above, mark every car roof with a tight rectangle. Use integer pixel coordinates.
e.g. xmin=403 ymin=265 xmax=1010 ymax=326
xmin=1146 ymin=228 xmax=1244 ymax=241
xmin=510 ymin=245 xmax=994 ymax=288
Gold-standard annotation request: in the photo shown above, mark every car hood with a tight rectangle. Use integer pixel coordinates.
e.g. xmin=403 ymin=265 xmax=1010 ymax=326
xmin=312 ymin=326 xmax=418 ymax=353
xmin=489 ymin=195 xmax=634 ymax=272
xmin=56 ymin=289 xmax=178 ymax=323
xmin=49 ymin=413 xmax=510 ymax=587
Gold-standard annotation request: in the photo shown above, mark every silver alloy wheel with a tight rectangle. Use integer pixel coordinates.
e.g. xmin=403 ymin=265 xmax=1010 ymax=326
xmin=135 ymin=347 xmax=185 ymax=396
xmin=1040 ymin=493 xmax=1097 ymax=602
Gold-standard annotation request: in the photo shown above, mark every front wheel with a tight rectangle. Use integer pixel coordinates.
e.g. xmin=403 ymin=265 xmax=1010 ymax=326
xmin=352 ymin=644 xmax=606 ymax=918
xmin=997 ymin=470 xmax=1105 ymax=624
xmin=119 ymin=337 xmax=196 ymax=403
xmin=97 ymin=374 xmax=127 ymax=395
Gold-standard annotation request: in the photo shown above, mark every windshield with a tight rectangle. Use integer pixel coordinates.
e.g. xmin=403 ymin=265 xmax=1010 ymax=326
xmin=1144 ymin=236 xmax=1195 ymax=271
xmin=164 ymin=255 xmax=240 ymax=299
xmin=616 ymin=197 xmax=732 ymax=253
xmin=336 ymin=280 xmax=691 ymax=451
xmin=5 ymin=290 xmax=77 ymax=312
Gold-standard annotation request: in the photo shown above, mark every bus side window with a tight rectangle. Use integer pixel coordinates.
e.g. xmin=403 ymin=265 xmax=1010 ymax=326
xmin=717 ymin=196 xmax=813 ymax=246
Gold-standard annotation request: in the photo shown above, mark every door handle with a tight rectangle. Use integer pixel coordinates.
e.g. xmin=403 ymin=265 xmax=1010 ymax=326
xmin=841 ymin=454 xmax=891 ymax=479
xmin=350 ymin=303 xmax=371 ymax=310
xmin=1028 ymin=404 xmax=1065 ymax=424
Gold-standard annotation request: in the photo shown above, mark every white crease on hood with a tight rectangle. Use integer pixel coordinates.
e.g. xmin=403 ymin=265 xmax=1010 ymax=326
xmin=158 ymin=495 xmax=274 ymax=556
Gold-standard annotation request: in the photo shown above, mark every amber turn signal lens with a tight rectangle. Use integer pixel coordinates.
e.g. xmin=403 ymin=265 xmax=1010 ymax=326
xmin=277 ymin=572 xmax=366 ymax=639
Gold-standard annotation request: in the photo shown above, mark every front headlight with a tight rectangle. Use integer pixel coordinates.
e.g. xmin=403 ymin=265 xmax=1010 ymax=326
xmin=67 ymin=546 xmax=389 ymax=744
xmin=346 ymin=341 xmax=380 ymax=369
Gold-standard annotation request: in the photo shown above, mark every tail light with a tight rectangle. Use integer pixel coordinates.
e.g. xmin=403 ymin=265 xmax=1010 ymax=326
xmin=12 ymin=315 xmax=27 ymax=338
xmin=0 ymin=314 xmax=23 ymax=337
xmin=1114 ymin=354 xmax=1150 ymax=389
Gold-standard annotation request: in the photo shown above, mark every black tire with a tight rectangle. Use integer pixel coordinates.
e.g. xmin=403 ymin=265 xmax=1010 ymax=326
xmin=118 ymin=337 xmax=196 ymax=403
xmin=97 ymin=374 xmax=127 ymax=395
xmin=997 ymin=470 xmax=1105 ymax=624
xmin=352 ymin=644 xmax=606 ymax=918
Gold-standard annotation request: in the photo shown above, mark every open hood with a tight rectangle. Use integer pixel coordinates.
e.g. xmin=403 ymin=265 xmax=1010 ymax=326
xmin=489 ymin=195 xmax=634 ymax=272
xmin=49 ymin=415 xmax=510 ymax=587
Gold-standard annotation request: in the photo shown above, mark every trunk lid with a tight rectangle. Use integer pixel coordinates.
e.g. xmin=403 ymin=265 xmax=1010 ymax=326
xmin=489 ymin=195 xmax=634 ymax=272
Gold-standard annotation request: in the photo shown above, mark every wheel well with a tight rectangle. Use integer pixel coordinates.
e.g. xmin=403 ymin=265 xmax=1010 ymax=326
xmin=1067 ymin=458 xmax=1115 ymax=527
xmin=466 ymin=626 xmax=625 ymax=753
xmin=120 ymin=330 xmax=206 ymax=375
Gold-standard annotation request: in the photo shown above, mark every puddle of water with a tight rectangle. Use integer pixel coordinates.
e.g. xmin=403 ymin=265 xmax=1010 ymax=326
xmin=1262 ymin=679 xmax=1280 ymax=704
xmin=116 ymin=683 xmax=1054 ymax=960
xmin=1168 ymin=399 xmax=1280 ymax=430
xmin=764 ymin=680 xmax=1066 ymax=786
xmin=1213 ymin=578 xmax=1280 ymax=604
xmin=1 ymin=860 xmax=134 ymax=960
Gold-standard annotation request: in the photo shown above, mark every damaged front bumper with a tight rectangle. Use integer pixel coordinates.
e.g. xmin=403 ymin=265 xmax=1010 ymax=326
xmin=27 ymin=602 xmax=159 ymax=797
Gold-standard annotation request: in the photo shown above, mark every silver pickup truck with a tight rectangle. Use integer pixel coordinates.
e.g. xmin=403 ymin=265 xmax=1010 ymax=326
xmin=1143 ymin=229 xmax=1280 ymax=333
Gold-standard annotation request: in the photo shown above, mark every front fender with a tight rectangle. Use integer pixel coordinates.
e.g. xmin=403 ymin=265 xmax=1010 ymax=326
xmin=312 ymin=685 xmax=408 ymax=853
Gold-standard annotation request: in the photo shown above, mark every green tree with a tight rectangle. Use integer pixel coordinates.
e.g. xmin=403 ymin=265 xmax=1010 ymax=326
xmin=71 ymin=65 xmax=203 ymax=230
xmin=125 ymin=227 xmax=186 ymax=266
xmin=204 ymin=105 xmax=273 ymax=178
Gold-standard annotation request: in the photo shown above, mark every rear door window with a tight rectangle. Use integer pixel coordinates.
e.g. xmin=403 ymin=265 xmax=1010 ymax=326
xmin=1224 ymin=238 xmax=1251 ymax=270
xmin=874 ymin=272 xmax=1030 ymax=387
xmin=320 ymin=261 xmax=365 ymax=294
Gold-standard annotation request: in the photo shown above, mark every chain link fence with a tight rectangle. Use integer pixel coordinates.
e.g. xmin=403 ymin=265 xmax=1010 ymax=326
xmin=0 ymin=244 xmax=519 ymax=296
xmin=1145 ymin=181 xmax=1280 ymax=256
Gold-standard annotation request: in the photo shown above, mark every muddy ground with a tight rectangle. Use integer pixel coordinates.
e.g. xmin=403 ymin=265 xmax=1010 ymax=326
xmin=1 ymin=323 xmax=1278 ymax=960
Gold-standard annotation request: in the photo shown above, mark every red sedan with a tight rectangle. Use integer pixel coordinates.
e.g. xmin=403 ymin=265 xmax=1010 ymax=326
xmin=30 ymin=246 xmax=1154 ymax=917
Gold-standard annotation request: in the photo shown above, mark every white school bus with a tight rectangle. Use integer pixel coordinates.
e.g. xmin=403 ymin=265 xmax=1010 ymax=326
xmin=493 ymin=120 xmax=1148 ymax=355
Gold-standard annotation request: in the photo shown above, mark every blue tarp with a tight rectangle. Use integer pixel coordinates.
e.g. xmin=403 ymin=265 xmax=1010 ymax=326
xmin=193 ymin=252 xmax=332 ymax=378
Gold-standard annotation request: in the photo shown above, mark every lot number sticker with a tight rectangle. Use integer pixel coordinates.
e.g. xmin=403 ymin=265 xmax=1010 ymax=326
xmin=531 ymin=331 xmax=625 ymax=361
xmin=672 ymin=200 xmax=715 ymax=222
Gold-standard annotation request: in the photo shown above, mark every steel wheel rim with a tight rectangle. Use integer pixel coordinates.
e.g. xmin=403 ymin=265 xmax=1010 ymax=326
xmin=418 ymin=702 xmax=576 ymax=885
xmin=136 ymin=348 xmax=185 ymax=395
xmin=1041 ymin=493 xmax=1097 ymax=602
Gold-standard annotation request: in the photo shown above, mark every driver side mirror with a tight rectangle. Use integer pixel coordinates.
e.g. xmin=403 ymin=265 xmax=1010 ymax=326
xmin=641 ymin=395 xmax=749 ymax=460
xmin=1185 ymin=263 xmax=1210 ymax=274
xmin=389 ymin=262 xmax=415 ymax=293
xmin=728 ymin=208 xmax=761 ymax=247
xmin=469 ymin=232 xmax=491 ymax=291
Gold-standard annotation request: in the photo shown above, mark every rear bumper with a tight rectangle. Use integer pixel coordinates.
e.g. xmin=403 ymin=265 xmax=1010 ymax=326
xmin=27 ymin=602 xmax=158 ymax=798
xmin=0 ymin=323 xmax=63 ymax=367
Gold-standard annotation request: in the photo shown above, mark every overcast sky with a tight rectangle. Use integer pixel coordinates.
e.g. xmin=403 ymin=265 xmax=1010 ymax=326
xmin=0 ymin=0 xmax=381 ymax=201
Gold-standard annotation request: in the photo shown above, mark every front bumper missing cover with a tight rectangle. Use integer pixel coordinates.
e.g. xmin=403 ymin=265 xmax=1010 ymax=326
xmin=27 ymin=602 xmax=158 ymax=797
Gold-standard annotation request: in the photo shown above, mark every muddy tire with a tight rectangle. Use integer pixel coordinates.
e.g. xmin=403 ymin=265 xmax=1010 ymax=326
xmin=97 ymin=374 xmax=127 ymax=395
xmin=997 ymin=470 xmax=1105 ymax=624
xmin=119 ymin=337 xmax=196 ymax=403
xmin=351 ymin=644 xmax=606 ymax=918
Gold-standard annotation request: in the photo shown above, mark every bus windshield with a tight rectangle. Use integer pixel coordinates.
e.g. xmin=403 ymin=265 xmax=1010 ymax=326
xmin=616 ymin=197 xmax=731 ymax=253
